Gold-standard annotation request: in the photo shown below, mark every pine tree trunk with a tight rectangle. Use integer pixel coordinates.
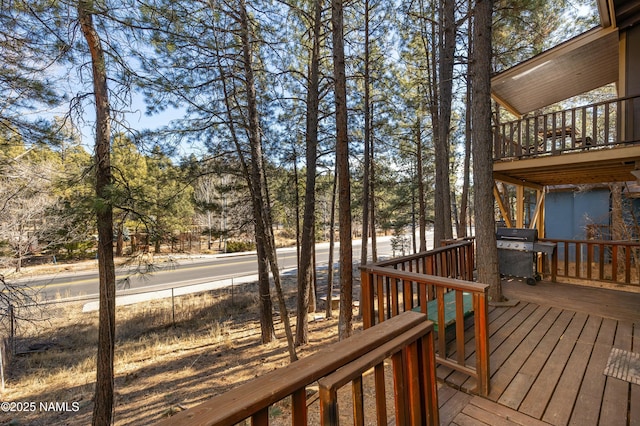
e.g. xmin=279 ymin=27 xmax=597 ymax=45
xmin=416 ymin=118 xmax=427 ymax=251
xmin=435 ymin=0 xmax=455 ymax=244
xmin=331 ymin=0 xmax=353 ymax=339
xmin=295 ymin=0 xmax=322 ymax=346
xmin=360 ymin=0 xmax=371 ymax=266
xmin=239 ymin=0 xmax=297 ymax=360
xmin=460 ymin=27 xmax=473 ymax=239
xmin=325 ymin=172 xmax=338 ymax=319
xmin=471 ymin=0 xmax=502 ymax=301
xmin=78 ymin=2 xmax=116 ymax=424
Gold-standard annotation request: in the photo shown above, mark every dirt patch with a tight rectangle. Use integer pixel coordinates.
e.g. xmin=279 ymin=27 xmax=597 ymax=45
xmin=0 ymin=273 xmax=362 ymax=425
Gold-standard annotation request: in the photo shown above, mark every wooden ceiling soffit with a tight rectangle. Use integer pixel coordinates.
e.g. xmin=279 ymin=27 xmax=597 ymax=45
xmin=613 ymin=0 xmax=640 ymax=29
xmin=491 ymin=26 xmax=619 ymax=116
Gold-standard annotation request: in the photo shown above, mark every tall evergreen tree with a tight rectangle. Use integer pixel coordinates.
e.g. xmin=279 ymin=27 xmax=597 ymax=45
xmin=331 ymin=0 xmax=354 ymax=339
xmin=295 ymin=0 xmax=324 ymax=346
xmin=77 ymin=1 xmax=117 ymax=423
xmin=471 ymin=0 xmax=501 ymax=301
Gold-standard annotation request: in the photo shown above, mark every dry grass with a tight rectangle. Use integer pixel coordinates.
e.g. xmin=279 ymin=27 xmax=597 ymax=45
xmin=1 ymin=276 xmax=359 ymax=425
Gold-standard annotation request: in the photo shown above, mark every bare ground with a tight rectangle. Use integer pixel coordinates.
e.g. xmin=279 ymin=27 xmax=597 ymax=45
xmin=0 ymin=268 xmax=362 ymax=426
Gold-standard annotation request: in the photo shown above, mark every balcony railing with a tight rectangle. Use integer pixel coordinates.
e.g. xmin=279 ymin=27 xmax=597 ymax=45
xmin=494 ymin=95 xmax=640 ymax=160
xmin=541 ymin=238 xmax=640 ymax=287
xmin=319 ymin=315 xmax=439 ymax=425
xmin=153 ymin=311 xmax=437 ymax=426
xmin=360 ymin=241 xmax=490 ymax=396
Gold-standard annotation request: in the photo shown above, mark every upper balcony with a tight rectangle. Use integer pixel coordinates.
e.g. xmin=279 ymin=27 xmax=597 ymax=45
xmin=492 ymin=95 xmax=640 ymax=188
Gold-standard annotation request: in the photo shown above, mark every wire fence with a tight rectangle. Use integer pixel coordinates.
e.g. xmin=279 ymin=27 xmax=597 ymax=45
xmin=0 ymin=265 xmax=307 ymax=390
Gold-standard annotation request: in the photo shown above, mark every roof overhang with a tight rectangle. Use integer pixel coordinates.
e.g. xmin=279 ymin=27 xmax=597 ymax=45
xmin=491 ymin=26 xmax=619 ymax=117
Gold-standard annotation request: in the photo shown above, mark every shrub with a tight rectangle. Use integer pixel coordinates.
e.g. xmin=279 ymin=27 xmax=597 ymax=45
xmin=225 ymin=240 xmax=256 ymax=253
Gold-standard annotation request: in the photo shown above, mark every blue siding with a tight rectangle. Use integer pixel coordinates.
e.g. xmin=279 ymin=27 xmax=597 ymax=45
xmin=545 ymin=189 xmax=610 ymax=240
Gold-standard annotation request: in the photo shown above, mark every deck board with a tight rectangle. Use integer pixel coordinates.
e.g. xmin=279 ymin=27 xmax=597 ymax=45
xmin=491 ymin=307 xmax=563 ymax=402
xmin=518 ymin=311 xmax=588 ymax=418
xmin=569 ymin=317 xmax=616 ymax=425
xmin=600 ymin=321 xmax=633 ymax=425
xmin=439 ymin=388 xmax=473 ymax=425
xmin=498 ymin=309 xmax=573 ymax=409
xmin=542 ymin=315 xmax=602 ymax=425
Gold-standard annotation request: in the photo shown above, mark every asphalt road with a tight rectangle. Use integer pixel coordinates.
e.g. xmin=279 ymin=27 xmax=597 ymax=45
xmin=19 ymin=236 xmax=416 ymax=301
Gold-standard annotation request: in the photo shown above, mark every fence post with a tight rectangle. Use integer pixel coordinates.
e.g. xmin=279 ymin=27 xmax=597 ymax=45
xmin=171 ymin=288 xmax=175 ymax=327
xmin=9 ymin=303 xmax=15 ymax=356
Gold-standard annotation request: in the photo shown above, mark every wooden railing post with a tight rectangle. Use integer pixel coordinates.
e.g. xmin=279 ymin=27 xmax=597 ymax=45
xmin=319 ymin=387 xmax=339 ymax=426
xmin=474 ymin=291 xmax=490 ymax=396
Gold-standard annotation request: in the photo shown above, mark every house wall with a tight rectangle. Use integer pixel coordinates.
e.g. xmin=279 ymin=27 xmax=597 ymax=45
xmin=545 ymin=189 xmax=610 ymax=240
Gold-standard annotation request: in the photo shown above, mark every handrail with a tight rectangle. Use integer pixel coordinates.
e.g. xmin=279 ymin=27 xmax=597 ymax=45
xmin=153 ymin=311 xmax=434 ymax=426
xmin=318 ymin=319 xmax=438 ymax=425
xmin=360 ymin=242 xmax=490 ymax=396
xmin=493 ymin=94 xmax=640 ymax=160
xmin=541 ymin=238 xmax=640 ymax=286
xmin=373 ymin=239 xmax=475 ymax=282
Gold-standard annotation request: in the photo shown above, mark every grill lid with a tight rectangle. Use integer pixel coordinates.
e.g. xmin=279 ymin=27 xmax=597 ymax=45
xmin=496 ymin=227 xmax=538 ymax=242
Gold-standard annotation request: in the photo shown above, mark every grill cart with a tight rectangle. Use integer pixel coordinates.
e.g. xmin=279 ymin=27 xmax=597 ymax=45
xmin=496 ymin=227 xmax=556 ymax=285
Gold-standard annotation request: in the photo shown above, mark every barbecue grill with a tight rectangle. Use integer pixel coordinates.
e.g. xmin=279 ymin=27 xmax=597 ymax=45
xmin=496 ymin=227 xmax=556 ymax=285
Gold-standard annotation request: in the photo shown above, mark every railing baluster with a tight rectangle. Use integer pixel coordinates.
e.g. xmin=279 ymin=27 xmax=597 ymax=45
xmin=625 ymin=246 xmax=631 ymax=284
xmin=251 ymin=408 xmax=269 ymax=426
xmin=391 ymin=277 xmax=399 ymax=317
xmin=599 ymin=243 xmax=605 ymax=280
xmin=582 ymin=106 xmax=588 ymax=146
xmin=592 ymin=104 xmax=598 ymax=145
xmin=352 ymin=376 xmax=364 ymax=426
xmin=560 ymin=110 xmax=565 ymax=150
xmin=403 ymin=278 xmax=413 ymax=311
xmin=455 ymin=290 xmax=465 ymax=365
xmin=377 ymin=275 xmax=385 ymax=325
xmin=564 ymin=242 xmax=569 ymax=277
xmin=575 ymin=242 xmax=582 ymax=278
xmin=406 ymin=341 xmax=424 ymax=425
xmin=604 ymin=101 xmax=610 ymax=143
xmin=291 ymin=388 xmax=307 ymax=425
xmin=612 ymin=244 xmax=618 ymax=282
xmin=525 ymin=118 xmax=531 ymax=154
xmin=436 ymin=286 xmax=446 ymax=357
xmin=587 ymin=243 xmax=594 ymax=280
xmin=571 ymin=108 xmax=577 ymax=148
xmin=374 ymin=363 xmax=387 ymax=425
xmin=362 ymin=271 xmax=373 ymax=329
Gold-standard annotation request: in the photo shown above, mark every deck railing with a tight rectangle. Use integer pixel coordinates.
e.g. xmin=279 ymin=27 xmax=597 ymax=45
xmin=541 ymin=238 xmax=640 ymax=287
xmin=360 ymin=241 xmax=490 ymax=396
xmin=494 ymin=94 xmax=640 ymax=160
xmin=319 ymin=315 xmax=439 ymax=425
xmin=154 ymin=311 xmax=438 ymax=426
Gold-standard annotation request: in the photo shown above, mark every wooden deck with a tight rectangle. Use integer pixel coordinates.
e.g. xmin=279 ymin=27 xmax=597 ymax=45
xmin=438 ymin=279 xmax=640 ymax=425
